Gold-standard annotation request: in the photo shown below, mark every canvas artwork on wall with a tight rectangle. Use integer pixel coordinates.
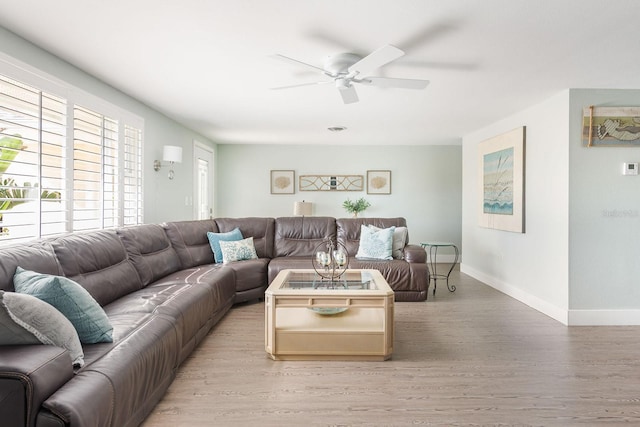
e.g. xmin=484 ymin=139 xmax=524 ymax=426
xmin=478 ymin=127 xmax=526 ymax=233
xmin=270 ymin=170 xmax=295 ymax=194
xmin=367 ymin=170 xmax=391 ymax=194
xmin=583 ymin=106 xmax=640 ymax=147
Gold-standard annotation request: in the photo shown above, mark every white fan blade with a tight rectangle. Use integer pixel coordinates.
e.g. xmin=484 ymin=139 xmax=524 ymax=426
xmin=348 ymin=45 xmax=405 ymax=77
xmin=271 ymin=81 xmax=331 ymax=90
xmin=339 ymin=85 xmax=359 ymax=104
xmin=362 ymin=77 xmax=430 ymax=89
xmin=272 ymin=54 xmax=328 ymax=74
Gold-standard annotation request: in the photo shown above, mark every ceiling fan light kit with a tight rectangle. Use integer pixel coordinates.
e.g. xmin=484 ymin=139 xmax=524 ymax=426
xmin=272 ymin=44 xmax=429 ymax=104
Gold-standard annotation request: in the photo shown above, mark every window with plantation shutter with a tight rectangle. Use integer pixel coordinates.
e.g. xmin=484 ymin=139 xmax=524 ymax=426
xmin=123 ymin=125 xmax=143 ymax=225
xmin=0 ymin=68 xmax=144 ymax=246
xmin=72 ymin=106 xmax=119 ymax=231
xmin=1 ymin=75 xmax=67 ymax=241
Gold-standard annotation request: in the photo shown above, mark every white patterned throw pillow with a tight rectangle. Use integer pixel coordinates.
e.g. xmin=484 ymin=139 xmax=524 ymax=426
xmin=367 ymin=225 xmax=407 ymax=259
xmin=355 ymin=225 xmax=395 ymax=260
xmin=218 ymin=237 xmax=259 ymax=263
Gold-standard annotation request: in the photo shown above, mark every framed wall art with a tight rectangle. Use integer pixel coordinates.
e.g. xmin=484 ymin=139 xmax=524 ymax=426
xmin=367 ymin=170 xmax=391 ymax=194
xmin=270 ymin=170 xmax=294 ymax=194
xmin=583 ymin=106 xmax=640 ymax=147
xmin=478 ymin=127 xmax=526 ymax=233
xmin=299 ymin=175 xmax=363 ymax=191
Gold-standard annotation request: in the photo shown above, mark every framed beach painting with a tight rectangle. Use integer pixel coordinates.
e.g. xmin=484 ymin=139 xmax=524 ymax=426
xmin=478 ymin=127 xmax=526 ymax=233
xmin=270 ymin=170 xmax=295 ymax=194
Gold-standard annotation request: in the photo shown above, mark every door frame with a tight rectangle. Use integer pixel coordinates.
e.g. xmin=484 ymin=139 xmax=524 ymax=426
xmin=192 ymin=140 xmax=215 ymax=219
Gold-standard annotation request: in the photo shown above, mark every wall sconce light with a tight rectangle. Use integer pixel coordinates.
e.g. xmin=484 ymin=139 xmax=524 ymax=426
xmin=153 ymin=145 xmax=183 ymax=179
xmin=293 ymin=200 xmax=313 ymax=216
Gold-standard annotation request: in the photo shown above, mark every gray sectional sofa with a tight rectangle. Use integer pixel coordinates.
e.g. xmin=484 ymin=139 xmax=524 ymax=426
xmin=0 ymin=216 xmax=428 ymax=427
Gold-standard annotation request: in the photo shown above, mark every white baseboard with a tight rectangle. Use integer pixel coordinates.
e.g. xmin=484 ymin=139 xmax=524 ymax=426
xmin=568 ymin=310 xmax=640 ymax=326
xmin=460 ymin=263 xmax=569 ymax=325
xmin=460 ymin=264 xmax=640 ymax=326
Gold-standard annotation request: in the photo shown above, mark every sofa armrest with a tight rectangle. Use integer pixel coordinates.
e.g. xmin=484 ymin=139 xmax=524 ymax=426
xmin=404 ymin=244 xmax=426 ymax=263
xmin=0 ymin=345 xmax=74 ymax=427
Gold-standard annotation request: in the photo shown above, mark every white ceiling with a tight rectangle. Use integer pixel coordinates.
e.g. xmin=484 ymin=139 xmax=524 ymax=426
xmin=1 ymin=0 xmax=639 ymax=145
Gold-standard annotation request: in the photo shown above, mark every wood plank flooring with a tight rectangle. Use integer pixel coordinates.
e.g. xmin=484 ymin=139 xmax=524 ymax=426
xmin=142 ymin=269 xmax=640 ymax=426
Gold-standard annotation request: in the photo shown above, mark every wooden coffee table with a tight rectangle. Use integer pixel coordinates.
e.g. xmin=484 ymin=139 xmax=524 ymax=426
xmin=265 ymin=269 xmax=394 ymax=361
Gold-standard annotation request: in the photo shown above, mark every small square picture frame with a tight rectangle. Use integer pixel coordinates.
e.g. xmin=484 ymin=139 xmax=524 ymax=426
xmin=270 ymin=170 xmax=295 ymax=194
xmin=367 ymin=170 xmax=391 ymax=194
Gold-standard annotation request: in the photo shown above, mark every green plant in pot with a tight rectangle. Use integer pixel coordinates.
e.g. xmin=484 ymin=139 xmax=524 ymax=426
xmin=342 ymin=197 xmax=371 ymax=218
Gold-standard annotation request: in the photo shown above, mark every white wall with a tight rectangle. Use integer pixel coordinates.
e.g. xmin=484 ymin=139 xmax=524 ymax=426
xmin=0 ymin=25 xmax=214 ymax=224
xmin=216 ymin=144 xmax=462 ymax=252
xmin=461 ymin=91 xmax=571 ymax=323
xmin=568 ymin=89 xmax=640 ymax=324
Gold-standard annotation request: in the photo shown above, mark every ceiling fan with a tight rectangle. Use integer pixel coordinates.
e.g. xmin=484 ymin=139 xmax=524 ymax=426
xmin=271 ymin=44 xmax=430 ymax=104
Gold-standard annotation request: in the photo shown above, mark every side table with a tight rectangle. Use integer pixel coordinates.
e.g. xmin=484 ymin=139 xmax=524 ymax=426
xmin=420 ymin=242 xmax=459 ymax=295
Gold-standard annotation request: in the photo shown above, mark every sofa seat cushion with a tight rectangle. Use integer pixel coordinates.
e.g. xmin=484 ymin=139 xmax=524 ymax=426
xmin=43 ymin=313 xmax=180 ymax=427
xmin=221 ymin=258 xmax=269 ymax=292
xmin=267 ymin=256 xmax=315 ymax=284
xmin=348 ymin=259 xmax=425 ymax=293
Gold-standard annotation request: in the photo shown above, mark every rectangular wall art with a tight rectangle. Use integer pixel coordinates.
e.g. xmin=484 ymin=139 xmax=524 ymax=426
xmin=270 ymin=170 xmax=295 ymax=194
xmin=367 ymin=170 xmax=391 ymax=194
xmin=299 ymin=175 xmax=363 ymax=191
xmin=583 ymin=106 xmax=640 ymax=147
xmin=478 ymin=127 xmax=526 ymax=233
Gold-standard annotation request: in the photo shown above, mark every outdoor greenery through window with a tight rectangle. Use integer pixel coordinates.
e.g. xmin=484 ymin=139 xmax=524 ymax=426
xmin=0 ymin=73 xmax=144 ymax=245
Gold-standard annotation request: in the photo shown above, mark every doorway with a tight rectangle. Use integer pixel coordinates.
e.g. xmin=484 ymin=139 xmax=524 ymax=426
xmin=193 ymin=141 xmax=214 ymax=220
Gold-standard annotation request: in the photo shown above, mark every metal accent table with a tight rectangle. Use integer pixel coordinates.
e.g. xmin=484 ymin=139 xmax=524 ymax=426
xmin=420 ymin=242 xmax=459 ymax=295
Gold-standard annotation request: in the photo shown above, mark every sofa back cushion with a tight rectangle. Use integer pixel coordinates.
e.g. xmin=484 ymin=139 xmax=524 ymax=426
xmin=116 ymin=224 xmax=182 ymax=287
xmin=0 ymin=241 xmax=62 ymax=292
xmin=215 ymin=217 xmax=275 ymax=259
xmin=163 ymin=220 xmax=218 ymax=268
xmin=51 ymin=230 xmax=143 ymax=306
xmin=336 ymin=217 xmax=408 ymax=256
xmin=274 ymin=216 xmax=337 ymax=257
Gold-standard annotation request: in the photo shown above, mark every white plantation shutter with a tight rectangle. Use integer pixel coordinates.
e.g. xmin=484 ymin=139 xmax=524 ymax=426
xmin=0 ymin=69 xmax=144 ymax=245
xmin=72 ymin=106 xmax=119 ymax=231
xmin=0 ymin=75 xmax=67 ymax=241
xmin=123 ymin=125 xmax=143 ymax=225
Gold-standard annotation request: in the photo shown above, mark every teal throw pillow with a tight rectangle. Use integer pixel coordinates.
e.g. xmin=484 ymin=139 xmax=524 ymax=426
xmin=0 ymin=290 xmax=85 ymax=367
xmin=218 ymin=237 xmax=259 ymax=263
xmin=355 ymin=225 xmax=395 ymax=260
xmin=13 ymin=267 xmax=113 ymax=344
xmin=207 ymin=227 xmax=244 ymax=263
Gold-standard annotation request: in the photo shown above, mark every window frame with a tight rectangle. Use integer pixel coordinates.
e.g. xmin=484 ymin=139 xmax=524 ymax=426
xmin=0 ymin=52 xmax=144 ymax=245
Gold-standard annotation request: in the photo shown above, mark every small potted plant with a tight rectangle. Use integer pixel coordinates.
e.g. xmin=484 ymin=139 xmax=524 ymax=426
xmin=342 ymin=197 xmax=371 ymax=218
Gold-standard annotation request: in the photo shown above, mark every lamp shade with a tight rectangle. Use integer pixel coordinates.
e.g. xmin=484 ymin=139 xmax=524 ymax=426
xmin=162 ymin=145 xmax=183 ymax=163
xmin=293 ymin=201 xmax=312 ymax=216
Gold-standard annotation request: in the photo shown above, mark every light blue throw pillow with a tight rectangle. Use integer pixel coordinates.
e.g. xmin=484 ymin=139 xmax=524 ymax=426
xmin=13 ymin=267 xmax=113 ymax=344
xmin=219 ymin=237 xmax=259 ymax=263
xmin=355 ymin=225 xmax=396 ymax=260
xmin=0 ymin=290 xmax=85 ymax=367
xmin=207 ymin=227 xmax=244 ymax=263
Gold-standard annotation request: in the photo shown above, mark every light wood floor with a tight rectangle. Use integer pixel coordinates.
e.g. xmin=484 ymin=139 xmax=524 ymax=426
xmin=142 ymin=268 xmax=640 ymax=426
